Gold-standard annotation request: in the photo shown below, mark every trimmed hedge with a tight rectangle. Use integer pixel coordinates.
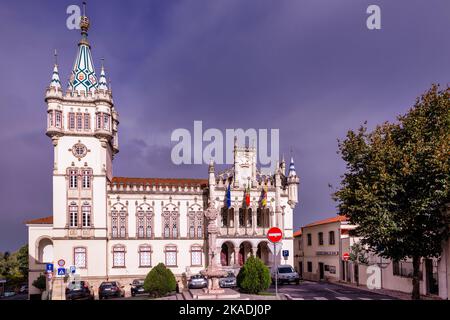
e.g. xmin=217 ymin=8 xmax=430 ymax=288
xmin=236 ymin=256 xmax=271 ymax=294
xmin=143 ymin=263 xmax=177 ymax=297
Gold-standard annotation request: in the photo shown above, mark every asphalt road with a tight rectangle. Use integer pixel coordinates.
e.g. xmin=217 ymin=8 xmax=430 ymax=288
xmin=268 ymin=281 xmax=397 ymax=300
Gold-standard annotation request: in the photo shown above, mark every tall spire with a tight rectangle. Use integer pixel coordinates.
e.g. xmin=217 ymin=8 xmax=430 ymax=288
xmin=68 ymin=1 xmax=98 ymax=94
xmin=98 ymin=58 xmax=108 ymax=91
xmin=50 ymin=49 xmax=61 ymax=89
xmin=288 ymin=156 xmax=297 ymax=177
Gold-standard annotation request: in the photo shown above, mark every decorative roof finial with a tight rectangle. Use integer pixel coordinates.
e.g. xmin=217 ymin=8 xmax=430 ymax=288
xmin=50 ymin=49 xmax=61 ymax=89
xmin=79 ymin=1 xmax=90 ymax=46
xmin=98 ymin=58 xmax=109 ymax=91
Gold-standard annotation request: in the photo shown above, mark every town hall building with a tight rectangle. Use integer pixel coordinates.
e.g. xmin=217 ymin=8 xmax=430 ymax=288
xmin=26 ymin=11 xmax=299 ymax=299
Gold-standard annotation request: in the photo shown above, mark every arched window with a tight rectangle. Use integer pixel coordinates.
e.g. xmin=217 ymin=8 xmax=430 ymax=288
xmin=111 ymin=203 xmax=127 ymax=238
xmin=188 ymin=211 xmax=203 ymax=239
xmin=136 ymin=206 xmax=153 ymax=239
xmin=139 ymin=245 xmax=152 ymax=267
xmin=74 ymin=247 xmax=87 ymax=268
xmin=119 ymin=211 xmax=127 ymax=238
xmin=112 ymin=245 xmax=126 ymax=267
xmin=111 ymin=211 xmax=118 ymax=238
xmin=162 ymin=210 xmax=179 ymax=239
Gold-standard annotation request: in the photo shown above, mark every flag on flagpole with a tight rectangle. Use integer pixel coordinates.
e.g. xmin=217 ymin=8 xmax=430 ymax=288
xmin=245 ymin=185 xmax=250 ymax=207
xmin=261 ymin=185 xmax=267 ymax=207
xmin=226 ymin=183 xmax=231 ymax=208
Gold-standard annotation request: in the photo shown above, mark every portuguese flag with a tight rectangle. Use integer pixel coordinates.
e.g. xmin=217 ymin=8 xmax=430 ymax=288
xmin=245 ymin=185 xmax=251 ymax=207
xmin=261 ymin=185 xmax=267 ymax=207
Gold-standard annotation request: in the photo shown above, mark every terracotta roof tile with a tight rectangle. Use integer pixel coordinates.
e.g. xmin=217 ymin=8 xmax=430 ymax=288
xmin=25 ymin=216 xmax=53 ymax=225
xmin=304 ymin=215 xmax=347 ymax=228
xmin=293 ymin=229 xmax=302 ymax=237
xmin=110 ymin=177 xmax=208 ymax=188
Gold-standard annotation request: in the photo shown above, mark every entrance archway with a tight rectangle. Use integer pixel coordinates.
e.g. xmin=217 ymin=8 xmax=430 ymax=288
xmin=220 ymin=242 xmax=235 ymax=266
xmin=238 ymin=241 xmax=252 ymax=266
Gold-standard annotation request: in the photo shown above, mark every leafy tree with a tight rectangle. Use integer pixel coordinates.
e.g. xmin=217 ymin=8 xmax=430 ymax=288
xmin=334 ymin=85 xmax=450 ymax=299
xmin=144 ymin=263 xmax=177 ymax=297
xmin=32 ymin=274 xmax=46 ymax=292
xmin=349 ymin=243 xmax=369 ymax=265
xmin=15 ymin=245 xmax=29 ymax=279
xmin=236 ymin=256 xmax=271 ymax=294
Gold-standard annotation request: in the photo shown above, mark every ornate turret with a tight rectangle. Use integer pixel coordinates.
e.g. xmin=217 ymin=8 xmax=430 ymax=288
xmin=287 ymin=156 xmax=300 ymax=208
xmin=50 ymin=50 xmax=61 ymax=90
xmin=68 ymin=3 xmax=98 ymax=94
xmin=208 ymin=159 xmax=216 ymax=202
xmin=98 ymin=59 xmax=109 ymax=91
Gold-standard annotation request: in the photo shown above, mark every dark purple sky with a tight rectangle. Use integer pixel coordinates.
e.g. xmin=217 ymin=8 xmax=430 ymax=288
xmin=0 ymin=0 xmax=449 ymax=252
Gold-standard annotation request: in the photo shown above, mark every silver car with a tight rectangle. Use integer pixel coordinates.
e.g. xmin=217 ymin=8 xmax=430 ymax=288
xmin=188 ymin=274 xmax=208 ymax=289
xmin=272 ymin=265 xmax=300 ymax=285
xmin=219 ymin=272 xmax=237 ymax=288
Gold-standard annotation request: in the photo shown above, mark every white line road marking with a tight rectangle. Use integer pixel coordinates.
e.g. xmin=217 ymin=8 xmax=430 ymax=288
xmin=336 ymin=296 xmax=352 ymax=300
xmin=325 ymin=288 xmax=339 ymax=294
xmin=314 ymin=297 xmax=328 ymax=300
xmin=359 ymin=298 xmax=372 ymax=300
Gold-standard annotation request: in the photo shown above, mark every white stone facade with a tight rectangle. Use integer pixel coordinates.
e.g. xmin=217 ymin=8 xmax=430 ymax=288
xmin=26 ymin=12 xmax=299 ymax=299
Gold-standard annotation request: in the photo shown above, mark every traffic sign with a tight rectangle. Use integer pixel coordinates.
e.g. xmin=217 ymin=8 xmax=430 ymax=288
xmin=267 ymin=227 xmax=283 ymax=243
xmin=69 ymin=266 xmax=76 ymax=274
xmin=57 ymin=259 xmax=65 ymax=267
xmin=282 ymin=250 xmax=289 ymax=257
xmin=46 ymin=263 xmax=54 ymax=272
xmin=343 ymin=252 xmax=350 ymax=261
xmin=268 ymin=242 xmax=282 ymax=255
xmin=57 ymin=268 xmax=66 ymax=276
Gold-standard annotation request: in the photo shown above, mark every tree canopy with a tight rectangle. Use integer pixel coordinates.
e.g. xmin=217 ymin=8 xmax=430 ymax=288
xmin=334 ymin=85 xmax=450 ymax=299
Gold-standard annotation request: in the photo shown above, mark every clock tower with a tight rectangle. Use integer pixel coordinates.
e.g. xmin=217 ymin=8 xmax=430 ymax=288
xmin=45 ymin=11 xmax=119 ymax=240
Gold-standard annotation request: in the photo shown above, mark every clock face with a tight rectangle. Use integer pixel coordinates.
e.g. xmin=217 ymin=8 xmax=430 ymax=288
xmin=72 ymin=142 xmax=87 ymax=160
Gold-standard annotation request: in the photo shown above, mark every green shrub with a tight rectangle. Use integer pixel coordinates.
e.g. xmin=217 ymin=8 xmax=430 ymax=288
xmin=236 ymin=256 xmax=271 ymax=294
xmin=32 ymin=274 xmax=46 ymax=292
xmin=144 ymin=263 xmax=177 ymax=297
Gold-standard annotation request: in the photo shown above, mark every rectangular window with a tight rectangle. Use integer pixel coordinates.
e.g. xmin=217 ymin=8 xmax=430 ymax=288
xmin=137 ymin=217 xmax=144 ymax=238
xmin=69 ymin=205 xmax=78 ymax=227
xmin=318 ymin=232 xmax=324 ymax=245
xmin=119 ymin=214 xmax=126 ymax=238
xmin=329 ymin=231 xmax=335 ymax=245
xmin=76 ymin=113 xmax=83 ymax=131
xmin=82 ymin=206 xmax=91 ymax=227
xmin=74 ymin=247 xmax=86 ymax=268
xmin=113 ymin=246 xmax=125 ymax=267
xmin=48 ymin=111 xmax=54 ymax=127
xmin=165 ymin=247 xmax=177 ymax=266
xmin=69 ymin=170 xmax=78 ymax=189
xmin=82 ymin=170 xmax=91 ymax=189
xmin=139 ymin=247 xmax=152 ymax=267
xmin=84 ymin=113 xmax=90 ymax=130
xmin=55 ymin=111 xmax=62 ymax=128
xmin=96 ymin=113 xmax=102 ymax=129
xmin=307 ymin=233 xmax=312 ymax=246
xmin=103 ymin=114 xmax=110 ymax=131
xmin=307 ymin=261 xmax=313 ymax=273
xmin=69 ymin=112 xmax=75 ymax=130
xmin=191 ymin=248 xmax=202 ymax=266
xmin=111 ymin=216 xmax=118 ymax=238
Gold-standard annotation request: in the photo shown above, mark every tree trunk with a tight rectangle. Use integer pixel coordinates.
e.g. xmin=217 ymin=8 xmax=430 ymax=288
xmin=411 ymin=256 xmax=421 ymax=300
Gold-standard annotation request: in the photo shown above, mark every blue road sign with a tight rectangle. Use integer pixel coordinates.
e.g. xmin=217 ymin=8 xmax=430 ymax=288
xmin=69 ymin=266 xmax=76 ymax=274
xmin=282 ymin=250 xmax=289 ymax=257
xmin=46 ymin=263 xmax=54 ymax=272
xmin=57 ymin=268 xmax=66 ymax=276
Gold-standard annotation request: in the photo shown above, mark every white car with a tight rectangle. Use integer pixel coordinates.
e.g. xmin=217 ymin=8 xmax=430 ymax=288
xmin=271 ymin=265 xmax=300 ymax=285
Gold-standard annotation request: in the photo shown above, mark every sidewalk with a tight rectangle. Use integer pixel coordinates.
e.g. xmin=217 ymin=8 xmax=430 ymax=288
xmin=336 ymin=281 xmax=442 ymax=300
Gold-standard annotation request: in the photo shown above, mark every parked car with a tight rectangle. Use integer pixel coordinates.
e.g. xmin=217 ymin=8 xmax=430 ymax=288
xmin=66 ymin=281 xmax=94 ymax=300
xmin=19 ymin=285 xmax=28 ymax=294
xmin=98 ymin=281 xmax=125 ymax=299
xmin=271 ymin=265 xmax=300 ymax=285
xmin=130 ymin=279 xmax=147 ymax=296
xmin=219 ymin=271 xmax=237 ymax=288
xmin=188 ymin=274 xmax=208 ymax=289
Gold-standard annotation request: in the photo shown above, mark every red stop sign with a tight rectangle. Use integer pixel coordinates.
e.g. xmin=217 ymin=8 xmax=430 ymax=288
xmin=343 ymin=252 xmax=350 ymax=261
xmin=267 ymin=227 xmax=283 ymax=243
